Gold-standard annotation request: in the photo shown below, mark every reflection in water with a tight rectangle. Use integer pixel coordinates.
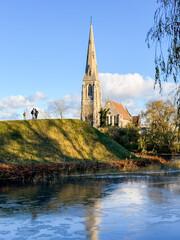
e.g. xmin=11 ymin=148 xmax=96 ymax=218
xmin=0 ymin=173 xmax=180 ymax=239
xmin=85 ymin=200 xmax=102 ymax=240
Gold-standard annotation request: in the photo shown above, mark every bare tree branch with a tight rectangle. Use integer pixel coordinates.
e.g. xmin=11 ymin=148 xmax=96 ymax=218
xmin=52 ymin=99 xmax=69 ymax=119
xmin=40 ymin=110 xmax=53 ymax=119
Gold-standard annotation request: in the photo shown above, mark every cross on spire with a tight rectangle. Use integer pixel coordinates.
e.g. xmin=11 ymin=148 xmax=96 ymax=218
xmin=90 ymin=16 xmax=92 ymax=25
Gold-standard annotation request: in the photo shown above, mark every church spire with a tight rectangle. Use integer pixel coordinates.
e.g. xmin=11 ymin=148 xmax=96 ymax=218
xmin=85 ymin=21 xmax=98 ymax=79
xmin=81 ymin=21 xmax=102 ymax=128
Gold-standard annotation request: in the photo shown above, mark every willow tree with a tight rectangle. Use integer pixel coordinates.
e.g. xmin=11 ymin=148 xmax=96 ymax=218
xmin=146 ymin=0 xmax=179 ymax=104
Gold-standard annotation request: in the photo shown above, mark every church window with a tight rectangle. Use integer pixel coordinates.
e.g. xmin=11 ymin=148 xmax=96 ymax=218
xmin=110 ymin=116 xmax=112 ymax=125
xmin=114 ymin=115 xmax=118 ymax=126
xmin=88 ymin=84 xmax=93 ymax=97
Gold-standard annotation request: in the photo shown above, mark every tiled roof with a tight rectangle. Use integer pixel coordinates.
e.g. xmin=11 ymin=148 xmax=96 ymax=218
xmin=111 ymin=101 xmax=131 ymax=120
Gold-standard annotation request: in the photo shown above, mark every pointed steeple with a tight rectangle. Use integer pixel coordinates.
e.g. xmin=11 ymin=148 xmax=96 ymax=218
xmin=81 ymin=21 xmax=102 ymax=128
xmin=85 ymin=21 xmax=98 ymax=79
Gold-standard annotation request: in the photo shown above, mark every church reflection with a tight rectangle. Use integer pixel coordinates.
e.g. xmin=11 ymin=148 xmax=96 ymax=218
xmin=1 ymin=174 xmax=180 ymax=240
xmin=0 ymin=177 xmax=109 ymax=239
xmin=84 ymin=200 xmax=102 ymax=240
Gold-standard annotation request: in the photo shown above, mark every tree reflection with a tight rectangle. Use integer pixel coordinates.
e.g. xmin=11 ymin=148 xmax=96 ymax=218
xmin=1 ymin=174 xmax=180 ymax=239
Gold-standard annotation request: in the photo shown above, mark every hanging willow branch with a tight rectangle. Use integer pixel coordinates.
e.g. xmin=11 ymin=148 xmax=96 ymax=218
xmin=146 ymin=0 xmax=180 ymax=106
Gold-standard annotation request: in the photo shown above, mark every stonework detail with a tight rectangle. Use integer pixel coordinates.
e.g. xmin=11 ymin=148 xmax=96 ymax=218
xmin=104 ymin=99 xmax=133 ymax=127
xmin=81 ymin=22 xmax=102 ymax=128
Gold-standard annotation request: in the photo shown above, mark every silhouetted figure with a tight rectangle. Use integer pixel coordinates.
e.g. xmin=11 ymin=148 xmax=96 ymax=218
xmin=23 ymin=111 xmax=27 ymax=120
xmin=35 ymin=109 xmax=39 ymax=119
xmin=31 ymin=108 xmax=35 ymax=119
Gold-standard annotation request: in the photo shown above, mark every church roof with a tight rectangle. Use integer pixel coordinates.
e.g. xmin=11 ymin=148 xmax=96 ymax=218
xmin=111 ymin=101 xmax=131 ymax=120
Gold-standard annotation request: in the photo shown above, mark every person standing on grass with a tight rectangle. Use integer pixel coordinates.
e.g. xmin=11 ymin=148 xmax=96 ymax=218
xmin=23 ymin=111 xmax=27 ymax=120
xmin=31 ymin=108 xmax=35 ymax=119
xmin=35 ymin=109 xmax=39 ymax=119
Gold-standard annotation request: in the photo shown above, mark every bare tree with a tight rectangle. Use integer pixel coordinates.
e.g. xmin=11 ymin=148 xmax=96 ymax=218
xmin=52 ymin=99 xmax=68 ymax=119
xmin=40 ymin=110 xmax=53 ymax=119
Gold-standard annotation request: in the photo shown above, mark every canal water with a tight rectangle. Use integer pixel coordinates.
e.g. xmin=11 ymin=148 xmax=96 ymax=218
xmin=0 ymin=172 xmax=180 ymax=240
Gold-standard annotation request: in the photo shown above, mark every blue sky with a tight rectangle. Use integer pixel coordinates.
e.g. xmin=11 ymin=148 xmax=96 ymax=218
xmin=0 ymin=0 xmax=175 ymax=120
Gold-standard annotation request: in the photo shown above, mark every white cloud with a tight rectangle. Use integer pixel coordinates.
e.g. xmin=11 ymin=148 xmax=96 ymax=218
xmin=0 ymin=92 xmax=46 ymax=120
xmin=99 ymin=73 xmax=177 ymax=115
xmin=27 ymin=91 xmax=46 ymax=102
xmin=0 ymin=74 xmax=177 ymax=120
xmin=99 ymin=73 xmax=176 ymax=101
xmin=0 ymin=95 xmax=31 ymax=109
xmin=0 ymin=91 xmax=46 ymax=110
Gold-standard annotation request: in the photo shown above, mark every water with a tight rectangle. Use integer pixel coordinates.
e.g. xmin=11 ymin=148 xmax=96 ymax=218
xmin=0 ymin=172 xmax=180 ymax=240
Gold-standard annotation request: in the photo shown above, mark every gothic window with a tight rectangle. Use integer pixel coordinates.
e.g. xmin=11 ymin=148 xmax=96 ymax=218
xmin=114 ymin=115 xmax=118 ymax=126
xmin=110 ymin=116 xmax=112 ymax=125
xmin=88 ymin=84 xmax=93 ymax=97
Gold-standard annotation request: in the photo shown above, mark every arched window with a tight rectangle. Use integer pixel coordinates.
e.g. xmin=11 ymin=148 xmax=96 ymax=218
xmin=88 ymin=84 xmax=93 ymax=97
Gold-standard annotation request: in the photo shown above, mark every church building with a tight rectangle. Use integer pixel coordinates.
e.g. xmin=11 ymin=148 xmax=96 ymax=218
xmin=104 ymin=99 xmax=138 ymax=127
xmin=81 ymin=22 xmax=137 ymax=128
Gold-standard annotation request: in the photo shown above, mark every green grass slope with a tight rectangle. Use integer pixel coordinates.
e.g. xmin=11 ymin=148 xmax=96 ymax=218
xmin=0 ymin=119 xmax=133 ymax=164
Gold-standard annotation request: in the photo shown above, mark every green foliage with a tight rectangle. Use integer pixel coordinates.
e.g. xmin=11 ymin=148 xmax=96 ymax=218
xmin=99 ymin=108 xmax=109 ymax=127
xmin=101 ymin=124 xmax=140 ymax=152
xmin=140 ymin=100 xmax=179 ymax=153
xmin=101 ymin=100 xmax=179 ymax=154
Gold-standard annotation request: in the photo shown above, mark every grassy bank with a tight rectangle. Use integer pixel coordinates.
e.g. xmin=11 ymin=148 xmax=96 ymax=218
xmin=0 ymin=119 xmax=177 ymax=183
xmin=0 ymin=119 xmax=133 ymax=164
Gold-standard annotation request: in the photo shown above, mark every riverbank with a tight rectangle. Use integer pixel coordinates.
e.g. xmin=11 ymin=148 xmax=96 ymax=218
xmin=0 ymin=119 xmax=179 ymax=183
xmin=0 ymin=155 xmax=178 ymax=183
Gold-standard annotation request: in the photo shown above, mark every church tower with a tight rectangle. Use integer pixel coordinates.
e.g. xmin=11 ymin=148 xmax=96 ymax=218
xmin=81 ymin=21 xmax=102 ymax=128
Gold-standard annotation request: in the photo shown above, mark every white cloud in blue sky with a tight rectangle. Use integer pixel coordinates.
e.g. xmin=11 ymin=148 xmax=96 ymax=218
xmin=0 ymin=74 xmax=176 ymax=120
xmin=99 ymin=73 xmax=176 ymax=116
xmin=0 ymin=0 xmax=171 ymax=120
xmin=0 ymin=91 xmax=46 ymax=110
xmin=0 ymin=92 xmax=46 ymax=120
xmin=99 ymin=73 xmax=176 ymax=101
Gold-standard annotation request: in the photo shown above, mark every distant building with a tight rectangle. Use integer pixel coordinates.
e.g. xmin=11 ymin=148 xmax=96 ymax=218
xmin=81 ymin=21 xmax=102 ymax=128
xmin=104 ymin=99 xmax=139 ymax=127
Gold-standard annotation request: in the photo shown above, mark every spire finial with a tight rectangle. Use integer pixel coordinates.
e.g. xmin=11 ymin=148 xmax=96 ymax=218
xmin=90 ymin=16 xmax=92 ymax=25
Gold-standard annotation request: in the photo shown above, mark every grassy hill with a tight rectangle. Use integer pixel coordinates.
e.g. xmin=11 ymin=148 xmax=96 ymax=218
xmin=0 ymin=119 xmax=133 ymax=164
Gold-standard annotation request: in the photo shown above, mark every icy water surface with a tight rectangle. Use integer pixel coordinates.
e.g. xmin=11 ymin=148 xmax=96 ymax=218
xmin=0 ymin=172 xmax=180 ymax=240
